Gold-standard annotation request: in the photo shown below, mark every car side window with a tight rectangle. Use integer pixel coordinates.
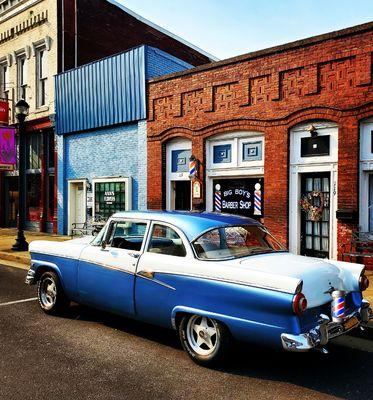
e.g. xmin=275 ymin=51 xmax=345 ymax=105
xmin=148 ymin=224 xmax=186 ymax=257
xmin=107 ymin=221 xmax=147 ymax=251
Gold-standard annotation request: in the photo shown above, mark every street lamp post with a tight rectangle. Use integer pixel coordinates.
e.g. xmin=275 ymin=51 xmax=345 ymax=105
xmin=12 ymin=99 xmax=30 ymax=251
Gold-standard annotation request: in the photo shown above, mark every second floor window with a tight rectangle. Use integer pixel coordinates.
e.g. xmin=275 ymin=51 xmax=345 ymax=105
xmin=0 ymin=63 xmax=9 ymax=100
xmin=17 ymin=56 xmax=27 ymax=100
xmin=36 ymin=49 xmax=47 ymax=107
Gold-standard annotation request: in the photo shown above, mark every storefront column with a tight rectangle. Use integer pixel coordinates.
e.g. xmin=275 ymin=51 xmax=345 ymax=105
xmin=147 ymin=140 xmax=164 ymax=209
xmin=264 ymin=125 xmax=289 ymax=246
xmin=337 ymin=116 xmax=359 ymax=259
xmin=191 ymin=135 xmax=204 ymax=210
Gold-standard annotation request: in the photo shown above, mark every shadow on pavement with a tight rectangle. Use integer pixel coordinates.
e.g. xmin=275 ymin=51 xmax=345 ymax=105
xmin=61 ymin=303 xmax=373 ymax=400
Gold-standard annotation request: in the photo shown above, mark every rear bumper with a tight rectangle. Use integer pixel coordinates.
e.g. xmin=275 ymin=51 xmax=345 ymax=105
xmin=25 ymin=269 xmax=36 ymax=285
xmin=281 ymin=299 xmax=373 ymax=352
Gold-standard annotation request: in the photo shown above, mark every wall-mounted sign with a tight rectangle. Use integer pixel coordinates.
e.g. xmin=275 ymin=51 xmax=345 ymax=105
xmin=213 ymin=178 xmax=264 ymax=218
xmin=192 ymin=179 xmax=202 ymax=199
xmin=0 ymin=100 xmax=9 ymax=125
xmin=86 ymin=191 xmax=93 ymax=209
xmin=0 ymin=127 xmax=16 ymax=169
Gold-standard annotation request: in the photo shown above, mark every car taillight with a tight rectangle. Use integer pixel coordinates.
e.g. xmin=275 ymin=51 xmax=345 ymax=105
xmin=359 ymin=274 xmax=369 ymax=292
xmin=292 ymin=293 xmax=308 ymax=316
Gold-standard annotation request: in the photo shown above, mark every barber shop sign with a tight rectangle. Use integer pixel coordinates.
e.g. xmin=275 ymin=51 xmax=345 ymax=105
xmin=213 ymin=178 xmax=263 ymax=218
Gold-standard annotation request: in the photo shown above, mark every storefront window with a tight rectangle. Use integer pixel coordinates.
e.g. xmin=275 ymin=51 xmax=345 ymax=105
xmin=26 ymin=174 xmax=41 ymax=220
xmin=48 ymin=174 xmax=54 ymax=220
xmin=26 ymin=133 xmax=42 ymax=170
xmin=95 ymin=181 xmax=126 ymax=219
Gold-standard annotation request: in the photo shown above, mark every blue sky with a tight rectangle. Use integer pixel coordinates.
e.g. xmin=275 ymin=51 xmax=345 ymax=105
xmin=117 ymin=0 xmax=373 ymax=60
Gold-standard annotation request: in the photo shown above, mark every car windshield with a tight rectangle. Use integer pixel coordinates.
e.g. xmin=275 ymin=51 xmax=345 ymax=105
xmin=193 ymin=225 xmax=286 ymax=260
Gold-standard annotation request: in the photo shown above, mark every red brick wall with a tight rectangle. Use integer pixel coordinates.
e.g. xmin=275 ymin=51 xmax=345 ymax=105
xmin=147 ymin=23 xmax=373 ymax=261
xmin=59 ymin=0 xmax=213 ymax=73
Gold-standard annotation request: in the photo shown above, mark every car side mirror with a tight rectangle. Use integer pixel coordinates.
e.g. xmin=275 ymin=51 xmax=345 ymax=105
xmin=101 ymin=240 xmax=107 ymax=250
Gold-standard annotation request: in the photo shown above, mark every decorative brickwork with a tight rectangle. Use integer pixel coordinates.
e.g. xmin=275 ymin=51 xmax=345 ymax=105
xmin=147 ymin=23 xmax=373 ymax=264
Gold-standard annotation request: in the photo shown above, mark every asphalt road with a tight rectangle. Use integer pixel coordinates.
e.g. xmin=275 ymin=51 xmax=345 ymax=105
xmin=1 ymin=264 xmax=373 ymax=400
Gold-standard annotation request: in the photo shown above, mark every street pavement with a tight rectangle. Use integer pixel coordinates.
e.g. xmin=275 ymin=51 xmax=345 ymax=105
xmin=1 ymin=264 xmax=373 ymax=400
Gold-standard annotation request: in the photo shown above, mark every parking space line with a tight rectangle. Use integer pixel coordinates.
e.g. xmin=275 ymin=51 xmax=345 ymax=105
xmin=0 ymin=297 xmax=38 ymax=307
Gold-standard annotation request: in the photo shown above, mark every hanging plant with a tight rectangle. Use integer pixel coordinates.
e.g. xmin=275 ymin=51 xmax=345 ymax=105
xmin=299 ymin=191 xmax=325 ymax=222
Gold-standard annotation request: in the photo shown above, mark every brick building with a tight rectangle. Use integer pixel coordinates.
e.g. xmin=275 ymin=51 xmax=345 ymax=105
xmin=147 ymin=22 xmax=373 ymax=262
xmin=0 ymin=0 xmax=214 ymax=233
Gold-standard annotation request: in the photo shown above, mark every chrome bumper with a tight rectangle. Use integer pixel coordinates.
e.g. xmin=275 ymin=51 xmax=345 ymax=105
xmin=281 ymin=300 xmax=373 ymax=352
xmin=25 ymin=269 xmax=36 ymax=285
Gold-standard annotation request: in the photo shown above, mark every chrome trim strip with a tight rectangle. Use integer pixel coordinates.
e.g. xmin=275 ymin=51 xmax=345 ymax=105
xmin=32 ymin=256 xmax=135 ymax=276
xmin=136 ymin=273 xmax=176 ymax=291
xmin=151 ymin=270 xmax=295 ymax=294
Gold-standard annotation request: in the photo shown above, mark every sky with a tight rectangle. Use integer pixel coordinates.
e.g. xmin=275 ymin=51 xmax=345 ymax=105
xmin=117 ymin=0 xmax=373 ymax=60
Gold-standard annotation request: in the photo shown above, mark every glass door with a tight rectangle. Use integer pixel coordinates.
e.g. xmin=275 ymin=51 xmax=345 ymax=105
xmin=300 ymin=172 xmax=330 ymax=258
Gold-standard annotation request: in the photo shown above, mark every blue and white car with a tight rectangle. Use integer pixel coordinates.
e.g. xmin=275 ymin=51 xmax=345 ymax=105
xmin=26 ymin=211 xmax=372 ymax=366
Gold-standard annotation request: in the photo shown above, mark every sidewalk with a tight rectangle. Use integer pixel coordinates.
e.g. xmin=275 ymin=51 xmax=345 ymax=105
xmin=0 ymin=228 xmax=70 ymax=270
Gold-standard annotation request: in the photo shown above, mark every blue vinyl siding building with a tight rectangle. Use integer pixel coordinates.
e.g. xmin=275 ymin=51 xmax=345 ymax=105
xmin=55 ymin=45 xmax=192 ymax=234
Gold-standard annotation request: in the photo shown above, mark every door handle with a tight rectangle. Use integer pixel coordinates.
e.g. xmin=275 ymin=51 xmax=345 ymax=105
xmin=129 ymin=252 xmax=140 ymax=259
xmin=138 ymin=270 xmax=155 ymax=279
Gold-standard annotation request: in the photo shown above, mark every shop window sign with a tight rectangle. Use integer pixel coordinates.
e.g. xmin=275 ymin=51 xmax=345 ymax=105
xmin=213 ymin=178 xmax=264 ymax=218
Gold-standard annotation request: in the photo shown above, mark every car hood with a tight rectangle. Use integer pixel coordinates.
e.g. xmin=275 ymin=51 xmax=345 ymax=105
xmin=234 ymin=252 xmax=364 ymax=307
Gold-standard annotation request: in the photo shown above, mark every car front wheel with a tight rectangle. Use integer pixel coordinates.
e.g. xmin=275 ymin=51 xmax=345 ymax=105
xmin=37 ymin=271 xmax=69 ymax=315
xmin=179 ymin=314 xmax=232 ymax=367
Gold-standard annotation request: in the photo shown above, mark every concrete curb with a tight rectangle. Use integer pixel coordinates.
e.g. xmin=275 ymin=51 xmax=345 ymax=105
xmin=0 ymin=260 xmax=29 ymax=270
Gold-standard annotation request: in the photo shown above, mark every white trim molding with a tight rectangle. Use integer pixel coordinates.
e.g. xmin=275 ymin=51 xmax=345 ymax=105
xmin=289 ymin=121 xmax=338 ymax=259
xmin=91 ymin=176 xmax=132 ymax=220
xmin=165 ymin=138 xmax=192 ymax=211
xmin=205 ymin=131 xmax=264 ymax=212
xmin=359 ymin=118 xmax=373 ymax=232
xmin=67 ymin=179 xmax=87 ymax=236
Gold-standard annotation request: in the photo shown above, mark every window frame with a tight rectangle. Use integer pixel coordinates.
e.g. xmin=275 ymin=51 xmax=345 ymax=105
xmin=145 ymin=221 xmax=192 ymax=258
xmin=105 ymin=218 xmax=150 ymax=253
xmin=17 ymin=54 xmax=27 ymax=100
xmin=146 ymin=222 xmax=187 ymax=258
xmin=92 ymin=177 xmax=132 ymax=221
xmin=0 ymin=62 xmax=9 ymax=99
xmin=36 ymin=47 xmax=47 ymax=108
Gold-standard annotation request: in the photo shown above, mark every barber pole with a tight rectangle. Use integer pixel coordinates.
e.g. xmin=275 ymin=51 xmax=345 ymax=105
xmin=189 ymin=159 xmax=197 ymax=179
xmin=331 ymin=290 xmax=345 ymax=322
xmin=214 ymin=184 xmax=221 ymax=212
xmin=254 ymin=183 xmax=262 ymax=216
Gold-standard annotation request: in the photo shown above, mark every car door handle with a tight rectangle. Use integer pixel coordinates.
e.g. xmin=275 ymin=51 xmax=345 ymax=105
xmin=138 ymin=270 xmax=155 ymax=279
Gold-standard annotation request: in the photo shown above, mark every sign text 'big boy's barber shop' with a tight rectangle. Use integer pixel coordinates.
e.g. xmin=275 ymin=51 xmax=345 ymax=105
xmin=213 ymin=178 xmax=263 ymax=218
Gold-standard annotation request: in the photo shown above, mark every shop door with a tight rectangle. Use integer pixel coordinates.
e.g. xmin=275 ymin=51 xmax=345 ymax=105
xmin=300 ymin=172 xmax=330 ymax=258
xmin=5 ymin=177 xmax=18 ymax=227
xmin=75 ymin=183 xmax=85 ymax=225
xmin=174 ymin=181 xmax=190 ymax=211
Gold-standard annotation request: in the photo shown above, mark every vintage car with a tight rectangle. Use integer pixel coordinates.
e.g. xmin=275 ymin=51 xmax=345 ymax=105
xmin=26 ymin=211 xmax=372 ymax=366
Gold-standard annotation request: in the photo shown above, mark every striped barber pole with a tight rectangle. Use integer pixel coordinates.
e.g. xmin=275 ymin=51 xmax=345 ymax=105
xmin=189 ymin=159 xmax=197 ymax=178
xmin=331 ymin=290 xmax=345 ymax=322
xmin=253 ymin=183 xmax=262 ymax=216
xmin=214 ymin=184 xmax=222 ymax=212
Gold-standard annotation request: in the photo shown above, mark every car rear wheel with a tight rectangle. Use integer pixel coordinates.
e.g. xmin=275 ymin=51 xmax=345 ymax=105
xmin=37 ymin=271 xmax=69 ymax=315
xmin=179 ymin=314 xmax=232 ymax=367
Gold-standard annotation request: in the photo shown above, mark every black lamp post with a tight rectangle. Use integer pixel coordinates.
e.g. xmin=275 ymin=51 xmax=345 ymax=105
xmin=12 ymin=99 xmax=30 ymax=251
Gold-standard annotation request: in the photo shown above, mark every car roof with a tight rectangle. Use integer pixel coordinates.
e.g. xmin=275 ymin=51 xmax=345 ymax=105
xmin=111 ymin=210 xmax=261 ymax=241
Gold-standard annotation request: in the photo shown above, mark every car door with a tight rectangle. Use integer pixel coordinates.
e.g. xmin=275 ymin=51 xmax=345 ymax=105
xmin=135 ymin=222 xmax=193 ymax=327
xmin=77 ymin=218 xmax=149 ymax=316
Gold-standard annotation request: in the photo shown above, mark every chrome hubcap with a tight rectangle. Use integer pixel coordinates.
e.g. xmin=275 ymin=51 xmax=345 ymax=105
xmin=186 ymin=315 xmax=218 ymax=356
xmin=40 ymin=278 xmax=57 ymax=309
